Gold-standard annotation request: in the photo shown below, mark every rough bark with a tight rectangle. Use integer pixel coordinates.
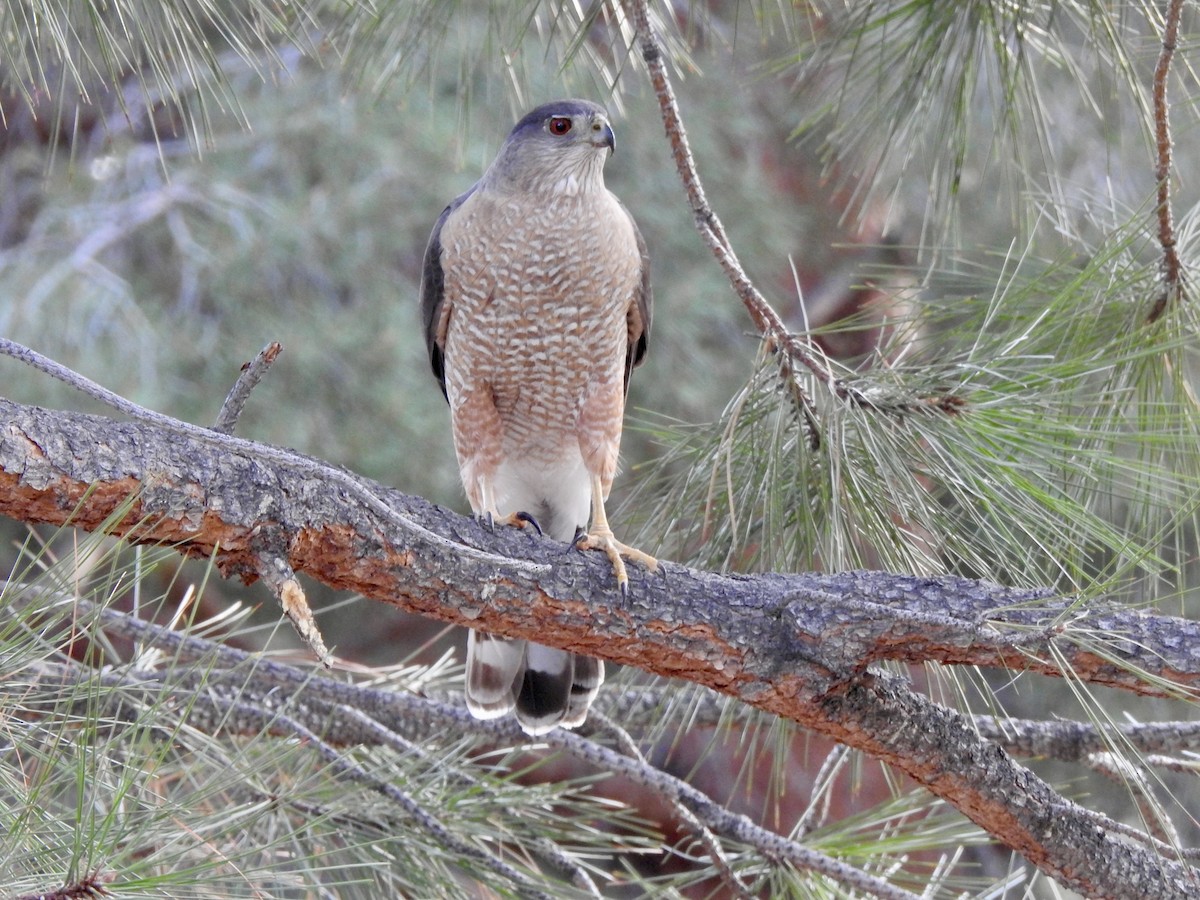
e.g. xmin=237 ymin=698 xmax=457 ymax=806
xmin=2 ymin=394 xmax=1198 ymax=898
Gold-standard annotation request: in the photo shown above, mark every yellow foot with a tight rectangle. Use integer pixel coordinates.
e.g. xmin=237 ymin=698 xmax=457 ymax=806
xmin=576 ymin=527 xmax=658 ymax=595
xmin=483 ymin=510 xmax=542 ymax=534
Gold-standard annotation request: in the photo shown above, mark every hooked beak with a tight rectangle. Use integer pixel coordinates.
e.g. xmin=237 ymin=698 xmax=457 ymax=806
xmin=590 ymin=118 xmax=616 ymax=154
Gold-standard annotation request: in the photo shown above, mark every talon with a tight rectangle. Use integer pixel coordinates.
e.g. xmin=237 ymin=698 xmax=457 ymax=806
xmin=482 ymin=510 xmax=542 ymax=534
xmin=577 ymin=527 xmax=656 ymax=594
xmin=570 ymin=526 xmax=586 ymax=548
xmin=512 ymin=510 xmax=543 ymax=535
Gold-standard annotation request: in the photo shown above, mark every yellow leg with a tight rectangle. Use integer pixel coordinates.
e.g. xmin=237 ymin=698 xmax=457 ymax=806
xmin=578 ymin=473 xmax=658 ymax=593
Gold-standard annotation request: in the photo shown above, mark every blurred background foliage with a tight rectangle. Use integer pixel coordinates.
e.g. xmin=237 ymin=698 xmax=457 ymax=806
xmin=3 ymin=0 xmax=1200 ymax=896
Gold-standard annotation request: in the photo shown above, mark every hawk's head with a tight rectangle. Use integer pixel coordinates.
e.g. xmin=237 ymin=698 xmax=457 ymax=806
xmin=486 ymin=99 xmax=616 ymax=196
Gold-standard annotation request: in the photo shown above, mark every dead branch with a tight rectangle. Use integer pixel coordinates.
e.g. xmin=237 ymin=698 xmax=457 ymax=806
xmin=213 ymin=341 xmax=282 ymax=435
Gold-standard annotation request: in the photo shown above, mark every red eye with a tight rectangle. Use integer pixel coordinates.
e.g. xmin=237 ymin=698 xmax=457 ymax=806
xmin=548 ymin=116 xmax=573 ymax=136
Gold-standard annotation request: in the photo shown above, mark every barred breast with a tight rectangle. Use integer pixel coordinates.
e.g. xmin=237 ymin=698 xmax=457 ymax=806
xmin=438 ymin=186 xmax=641 ymax=537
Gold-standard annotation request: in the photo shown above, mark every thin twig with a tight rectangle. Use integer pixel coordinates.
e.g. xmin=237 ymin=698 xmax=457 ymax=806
xmin=1147 ymin=0 xmax=1186 ymax=324
xmin=213 ymin=341 xmax=282 ymax=434
xmin=623 ymin=0 xmax=822 ymax=394
xmin=623 ymin=0 xmax=965 ymax=437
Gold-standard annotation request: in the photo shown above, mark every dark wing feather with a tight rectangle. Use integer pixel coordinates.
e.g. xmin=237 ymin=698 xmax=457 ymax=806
xmin=420 ymin=186 xmax=476 ymax=401
xmin=621 ymin=200 xmax=652 ymax=396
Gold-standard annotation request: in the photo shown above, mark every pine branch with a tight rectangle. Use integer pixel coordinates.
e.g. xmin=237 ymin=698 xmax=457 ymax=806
xmin=2 ymin=390 xmax=1200 ymax=897
xmin=4 ymin=393 xmax=1200 ymax=696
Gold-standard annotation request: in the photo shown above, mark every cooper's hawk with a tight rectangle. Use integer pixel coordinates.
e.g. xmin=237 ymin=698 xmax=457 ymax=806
xmin=420 ymin=99 xmax=655 ymax=735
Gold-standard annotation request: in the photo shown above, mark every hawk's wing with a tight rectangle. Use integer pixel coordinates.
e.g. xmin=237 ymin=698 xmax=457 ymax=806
xmin=420 ymin=186 xmax=477 ymax=400
xmin=622 ymin=199 xmax=652 ymax=397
